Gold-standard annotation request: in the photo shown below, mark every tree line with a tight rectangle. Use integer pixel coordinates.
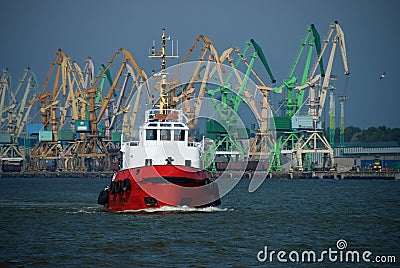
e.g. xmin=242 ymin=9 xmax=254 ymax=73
xmin=326 ymin=126 xmax=400 ymax=144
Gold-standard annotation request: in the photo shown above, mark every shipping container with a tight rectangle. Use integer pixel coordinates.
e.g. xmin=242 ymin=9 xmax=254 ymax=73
xmin=39 ymin=130 xmax=53 ymax=141
xmin=74 ymin=120 xmax=91 ymax=133
xmin=274 ymin=117 xmax=291 ymax=131
xmin=111 ymin=132 xmax=122 ymax=142
xmin=58 ymin=130 xmax=74 ymax=141
xmin=0 ymin=133 xmax=11 ymax=144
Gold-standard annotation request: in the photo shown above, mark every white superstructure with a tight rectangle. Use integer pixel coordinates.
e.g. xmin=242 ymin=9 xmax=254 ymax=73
xmin=121 ymin=109 xmax=203 ymax=169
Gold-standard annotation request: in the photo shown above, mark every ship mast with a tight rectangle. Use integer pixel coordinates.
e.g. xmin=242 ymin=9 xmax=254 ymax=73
xmin=149 ymin=28 xmax=179 ymax=113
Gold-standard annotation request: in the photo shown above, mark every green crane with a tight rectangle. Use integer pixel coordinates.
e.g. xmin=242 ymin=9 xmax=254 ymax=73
xmin=269 ymin=24 xmax=325 ymax=171
xmin=275 ymin=24 xmax=324 ymax=119
xmin=94 ymin=64 xmax=113 ymax=104
xmin=202 ymin=39 xmax=276 ymax=170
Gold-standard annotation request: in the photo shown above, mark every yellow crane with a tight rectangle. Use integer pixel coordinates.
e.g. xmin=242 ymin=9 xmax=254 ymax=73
xmin=292 ymin=21 xmax=350 ymax=171
xmin=72 ymin=48 xmax=149 ymax=171
xmin=28 ymin=49 xmax=86 ymax=171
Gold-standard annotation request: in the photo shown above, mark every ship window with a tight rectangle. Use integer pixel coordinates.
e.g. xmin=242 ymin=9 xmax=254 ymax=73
xmin=174 ymin=130 xmax=185 ymax=141
xmin=160 ymin=129 xmax=171 ymax=140
xmin=146 ymin=129 xmax=157 ymax=140
xmin=148 ymin=123 xmax=158 ymax=127
xmin=160 ymin=123 xmax=172 ymax=127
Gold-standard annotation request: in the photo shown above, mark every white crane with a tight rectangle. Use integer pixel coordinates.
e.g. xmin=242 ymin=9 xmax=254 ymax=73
xmin=292 ymin=21 xmax=350 ymax=171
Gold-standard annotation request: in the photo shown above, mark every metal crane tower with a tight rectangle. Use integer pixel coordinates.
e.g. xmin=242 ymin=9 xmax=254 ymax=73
xmin=269 ymin=24 xmax=324 ymax=171
xmin=292 ymin=21 xmax=350 ymax=171
xmin=0 ymin=68 xmax=40 ymax=171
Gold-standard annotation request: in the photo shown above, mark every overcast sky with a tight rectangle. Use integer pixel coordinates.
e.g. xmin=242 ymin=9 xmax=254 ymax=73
xmin=1 ymin=0 xmax=399 ymax=129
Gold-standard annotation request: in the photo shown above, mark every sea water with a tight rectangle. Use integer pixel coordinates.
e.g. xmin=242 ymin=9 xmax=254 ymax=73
xmin=0 ymin=177 xmax=399 ymax=267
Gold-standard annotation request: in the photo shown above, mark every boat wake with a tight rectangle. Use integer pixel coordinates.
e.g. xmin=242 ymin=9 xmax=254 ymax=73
xmin=66 ymin=206 xmax=100 ymax=214
xmin=117 ymin=205 xmax=232 ymax=214
xmin=66 ymin=206 xmax=103 ymax=214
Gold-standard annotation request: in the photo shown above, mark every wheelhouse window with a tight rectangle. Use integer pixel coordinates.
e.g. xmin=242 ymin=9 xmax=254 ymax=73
xmin=174 ymin=130 xmax=185 ymax=141
xmin=160 ymin=129 xmax=171 ymax=140
xmin=146 ymin=129 xmax=157 ymax=140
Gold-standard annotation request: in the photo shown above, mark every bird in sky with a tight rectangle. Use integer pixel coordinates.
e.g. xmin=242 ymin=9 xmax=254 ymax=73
xmin=379 ymin=72 xmax=386 ymax=79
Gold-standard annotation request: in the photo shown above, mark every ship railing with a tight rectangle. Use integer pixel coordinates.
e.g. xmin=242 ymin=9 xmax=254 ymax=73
xmin=145 ymin=109 xmax=188 ymax=124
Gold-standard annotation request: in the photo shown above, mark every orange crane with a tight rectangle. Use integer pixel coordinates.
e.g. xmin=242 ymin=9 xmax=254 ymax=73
xmin=28 ymin=49 xmax=86 ymax=171
xmin=72 ymin=48 xmax=149 ymax=171
xmin=163 ymin=34 xmax=225 ymax=132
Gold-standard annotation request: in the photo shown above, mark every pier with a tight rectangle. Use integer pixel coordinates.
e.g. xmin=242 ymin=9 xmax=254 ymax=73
xmin=210 ymin=170 xmax=400 ymax=180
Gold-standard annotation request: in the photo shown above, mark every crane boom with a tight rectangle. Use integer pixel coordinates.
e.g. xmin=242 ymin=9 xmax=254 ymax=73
xmin=273 ymin=24 xmax=324 ymax=117
xmin=15 ymin=71 xmax=40 ymax=138
xmin=316 ymin=21 xmax=349 ymax=119
xmin=249 ymin=39 xmax=276 ymax=83
xmin=309 ymin=21 xmax=349 ymax=80
xmin=91 ymin=48 xmax=148 ymax=125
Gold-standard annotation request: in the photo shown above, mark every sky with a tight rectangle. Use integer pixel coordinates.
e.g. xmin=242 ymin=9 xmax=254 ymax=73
xmin=1 ymin=0 xmax=399 ymax=129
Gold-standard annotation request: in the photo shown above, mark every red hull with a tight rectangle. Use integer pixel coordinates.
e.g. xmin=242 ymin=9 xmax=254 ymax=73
xmin=98 ymin=165 xmax=221 ymax=212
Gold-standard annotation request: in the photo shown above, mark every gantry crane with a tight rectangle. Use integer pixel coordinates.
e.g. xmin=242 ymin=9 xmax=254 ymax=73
xmin=292 ymin=21 xmax=350 ymax=171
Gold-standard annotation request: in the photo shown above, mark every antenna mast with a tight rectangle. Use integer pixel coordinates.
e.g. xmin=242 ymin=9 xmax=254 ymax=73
xmin=149 ymin=29 xmax=179 ymax=113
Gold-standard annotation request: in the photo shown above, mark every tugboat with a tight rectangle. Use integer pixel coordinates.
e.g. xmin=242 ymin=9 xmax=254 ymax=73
xmin=97 ymin=29 xmax=221 ymax=212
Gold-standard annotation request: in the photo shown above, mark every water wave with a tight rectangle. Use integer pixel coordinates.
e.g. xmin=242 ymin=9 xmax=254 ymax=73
xmin=66 ymin=206 xmax=100 ymax=214
xmin=117 ymin=205 xmax=232 ymax=214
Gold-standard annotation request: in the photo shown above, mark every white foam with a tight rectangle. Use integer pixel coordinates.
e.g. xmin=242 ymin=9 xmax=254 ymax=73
xmin=66 ymin=206 xmax=100 ymax=214
xmin=117 ymin=205 xmax=232 ymax=214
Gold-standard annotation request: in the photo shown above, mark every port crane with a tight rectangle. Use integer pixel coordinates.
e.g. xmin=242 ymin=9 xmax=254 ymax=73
xmin=75 ymin=59 xmax=115 ymax=137
xmin=292 ymin=21 xmax=350 ymax=171
xmin=160 ymin=35 xmax=278 ymax=170
xmin=0 ymin=68 xmax=40 ymax=171
xmin=166 ymin=34 xmax=224 ymax=127
xmin=204 ymin=39 xmax=278 ymax=165
xmin=269 ymin=24 xmax=324 ymax=171
xmin=0 ymin=69 xmax=12 ymax=129
xmin=175 ymin=37 xmax=278 ymax=169
xmin=72 ymin=48 xmax=149 ymax=171
xmin=28 ymin=49 xmax=86 ymax=171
